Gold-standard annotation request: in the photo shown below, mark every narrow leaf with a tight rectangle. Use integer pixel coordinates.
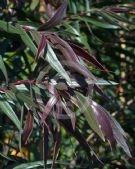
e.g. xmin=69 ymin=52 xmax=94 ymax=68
xmin=35 ymin=34 xmax=47 ymax=61
xmin=0 ymin=56 xmax=8 ymax=83
xmin=62 ymin=102 xmax=76 ymax=130
xmin=91 ymin=101 xmax=115 ymax=145
xmin=92 ymin=101 xmax=131 ymax=157
xmin=77 ymin=16 xmax=119 ymax=29
xmin=0 ymin=20 xmax=18 ymax=34
xmin=43 ymin=125 xmax=49 ymax=169
xmin=41 ymin=95 xmax=58 ymax=123
xmin=11 ymin=85 xmax=37 ymax=108
xmin=52 ymin=130 xmax=61 ymax=169
xmin=13 ymin=161 xmax=44 ymax=169
xmin=21 ymin=111 xmax=34 ymax=145
xmin=0 ymin=95 xmax=21 ymax=130
xmin=47 ymin=34 xmax=79 ymax=62
xmin=46 ymin=43 xmax=71 ymax=83
xmin=75 ymin=92 xmax=105 ymax=141
xmin=16 ymin=24 xmax=37 ymax=55
xmin=63 ymin=61 xmax=97 ymax=83
xmin=38 ymin=0 xmax=68 ymax=31
xmin=0 ymin=152 xmax=16 ymax=162
xmin=68 ymin=42 xmax=108 ymax=73
xmin=106 ymin=112 xmax=131 ymax=157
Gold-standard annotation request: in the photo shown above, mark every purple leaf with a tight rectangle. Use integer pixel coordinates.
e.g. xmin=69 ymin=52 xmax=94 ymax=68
xmin=46 ymin=3 xmax=55 ymax=18
xmin=41 ymin=95 xmax=58 ymax=123
xmin=107 ymin=113 xmax=132 ymax=157
xmin=68 ymin=42 xmax=109 ymax=73
xmin=92 ymin=101 xmax=131 ymax=157
xmin=47 ymin=33 xmax=79 ymax=62
xmin=56 ymin=101 xmax=63 ymax=119
xmin=38 ymin=0 xmax=68 ymax=31
xmin=35 ymin=34 xmax=47 ymax=61
xmin=43 ymin=82 xmax=56 ymax=95
xmin=21 ymin=111 xmax=34 ymax=145
xmin=91 ymin=101 xmax=115 ymax=145
xmin=107 ymin=7 xmax=130 ymax=13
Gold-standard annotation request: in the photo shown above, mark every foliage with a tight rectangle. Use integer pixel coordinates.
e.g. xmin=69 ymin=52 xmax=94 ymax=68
xmin=0 ymin=0 xmax=135 ymax=168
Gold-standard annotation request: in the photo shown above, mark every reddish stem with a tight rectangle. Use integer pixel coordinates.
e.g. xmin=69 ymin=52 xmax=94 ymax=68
xmin=13 ymin=80 xmax=36 ymax=85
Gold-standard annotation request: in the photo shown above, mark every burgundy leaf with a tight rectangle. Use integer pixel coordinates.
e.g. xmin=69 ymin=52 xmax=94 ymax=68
xmin=108 ymin=115 xmax=132 ymax=157
xmin=41 ymin=95 xmax=58 ymax=123
xmin=47 ymin=33 xmax=79 ymax=62
xmin=46 ymin=3 xmax=54 ymax=18
xmin=43 ymin=82 xmax=56 ymax=95
xmin=92 ymin=101 xmax=131 ymax=157
xmin=35 ymin=34 xmax=47 ymax=61
xmin=107 ymin=7 xmax=130 ymax=13
xmin=21 ymin=111 xmax=34 ymax=145
xmin=56 ymin=101 xmax=63 ymax=119
xmin=38 ymin=0 xmax=68 ymax=31
xmin=51 ymin=130 xmax=61 ymax=169
xmin=68 ymin=42 xmax=108 ymax=73
xmin=91 ymin=101 xmax=115 ymax=145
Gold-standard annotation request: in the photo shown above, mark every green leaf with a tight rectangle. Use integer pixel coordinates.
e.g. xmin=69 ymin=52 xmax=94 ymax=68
xmin=75 ymin=92 xmax=105 ymax=141
xmin=15 ymin=24 xmax=37 ymax=55
xmin=30 ymin=0 xmax=39 ymax=10
xmin=11 ymin=85 xmax=37 ymax=108
xmin=77 ymin=16 xmax=119 ymax=29
xmin=0 ymin=20 xmax=18 ymax=34
xmin=95 ymin=79 xmax=118 ymax=85
xmin=13 ymin=160 xmax=72 ymax=169
xmin=0 ymin=95 xmax=21 ymax=130
xmin=0 ymin=56 xmax=8 ymax=83
xmin=46 ymin=43 xmax=71 ymax=83
xmin=13 ymin=161 xmax=43 ymax=169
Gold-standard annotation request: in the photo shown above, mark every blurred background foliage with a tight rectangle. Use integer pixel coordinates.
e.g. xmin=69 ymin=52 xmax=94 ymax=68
xmin=0 ymin=0 xmax=135 ymax=168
